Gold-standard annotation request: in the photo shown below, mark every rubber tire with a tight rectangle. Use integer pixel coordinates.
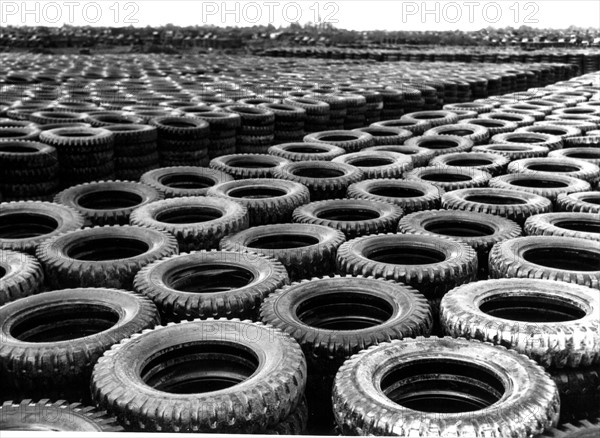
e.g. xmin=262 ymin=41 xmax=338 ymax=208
xmin=489 ymin=236 xmax=600 ymax=290
xmin=472 ymin=143 xmax=550 ymax=161
xmin=37 ymin=225 xmax=178 ymax=290
xmin=363 ymin=145 xmax=435 ymax=168
xmin=0 ymin=400 xmax=123 ymax=431
xmin=508 ymin=158 xmax=600 ymax=183
xmin=268 ymin=142 xmax=346 ymax=162
xmin=429 ymin=152 xmax=509 ymax=176
xmin=442 ymin=188 xmax=552 ymax=225
xmin=491 ymin=132 xmax=563 ymax=151
xmin=0 ymin=140 xmax=58 ymax=168
xmin=293 ymin=198 xmax=404 ymax=239
xmin=549 ymin=369 xmax=600 ymax=425
xmin=274 ymin=161 xmax=363 ymax=201
xmin=207 ymin=178 xmax=309 ymax=226
xmin=303 ymin=130 xmax=374 ymax=152
xmin=91 ymin=318 xmax=306 ymax=433
xmin=557 ymin=192 xmax=600 ymax=213
xmin=0 ymin=288 xmax=159 ymax=401
xmin=134 ymin=249 xmax=288 ymax=321
xmin=440 ymin=278 xmax=600 ymax=368
xmin=337 ymin=233 xmax=478 ymax=300
xmin=260 ymin=275 xmax=433 ymax=373
xmin=525 ymin=212 xmax=600 ymax=241
xmin=209 ymin=154 xmax=289 ymax=179
xmin=333 ymin=337 xmax=559 ymax=436
xmin=399 ymin=209 xmax=521 ymax=277
xmin=405 ymin=134 xmax=474 ymax=156
xmin=0 ymin=201 xmax=84 ymax=254
xmin=550 ymin=148 xmax=600 ymax=166
xmin=140 ymin=166 xmax=233 ymax=198
xmin=0 ymin=249 xmax=44 ymax=305
xmin=401 ymin=110 xmax=460 ymax=127
xmin=130 ymin=196 xmax=248 ymax=252
xmin=332 ymin=151 xmax=413 ymax=179
xmin=352 ymin=126 xmax=413 ymax=145
xmin=220 ymin=223 xmax=345 ymax=282
xmin=489 ymin=174 xmax=591 ymax=204
xmin=54 ymin=180 xmax=163 ymax=226
xmin=406 ymin=166 xmax=491 ymax=192
xmin=347 ymin=179 xmax=442 ymax=214
xmin=424 ymin=123 xmax=490 ymax=145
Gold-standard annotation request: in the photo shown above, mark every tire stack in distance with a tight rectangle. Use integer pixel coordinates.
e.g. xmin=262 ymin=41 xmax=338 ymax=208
xmin=0 ymin=56 xmax=598 ymax=437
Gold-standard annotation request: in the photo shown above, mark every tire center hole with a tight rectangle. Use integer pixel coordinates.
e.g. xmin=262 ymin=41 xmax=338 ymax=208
xmin=165 ymin=264 xmax=255 ymax=293
xmin=479 ymin=294 xmax=586 ymax=322
xmin=0 ymin=213 xmax=59 ymax=239
xmin=554 ymin=220 xmax=600 ymax=233
xmin=351 ymin=158 xmax=394 ymax=167
xmin=464 ymin=195 xmax=526 ymax=205
xmin=155 ymin=206 xmax=223 ymax=224
xmin=296 ymin=292 xmax=393 ymax=330
xmin=140 ymin=342 xmax=259 ymax=394
xmin=247 ymin=233 xmax=320 ymax=250
xmin=77 ymin=190 xmax=143 ymax=210
xmin=366 ymin=246 xmax=446 ymax=265
xmin=424 ymin=220 xmax=495 ymax=237
xmin=419 ymin=140 xmax=459 ymax=150
xmin=228 ymin=187 xmax=287 ymax=199
xmin=370 ymin=187 xmax=425 ymax=198
xmin=316 ymin=207 xmax=381 ymax=222
xmin=526 ymin=164 xmax=581 ymax=173
xmin=159 ymin=174 xmax=215 ymax=190
xmin=523 ymin=247 xmax=600 ymax=271
xmin=66 ymin=237 xmax=149 ymax=260
xmin=293 ymin=168 xmax=345 ymax=178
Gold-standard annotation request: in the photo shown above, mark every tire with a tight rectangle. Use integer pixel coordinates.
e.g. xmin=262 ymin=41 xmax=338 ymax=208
xmin=303 ymin=130 xmax=374 ymax=152
xmin=271 ymin=397 xmax=309 ymax=435
xmin=333 ymin=337 xmax=559 ymax=436
xmin=274 ymin=161 xmax=363 ymax=201
xmin=363 ymin=145 xmax=435 ymax=168
xmin=86 ymin=112 xmax=144 ymax=127
xmin=292 ymin=198 xmax=404 ymax=239
xmin=225 ymin=104 xmax=275 ymax=125
xmin=405 ymin=134 xmax=474 ymax=156
xmin=134 ymin=250 xmax=289 ymax=321
xmin=557 ymin=192 xmax=600 ymax=213
xmin=209 ymin=154 xmax=289 ymax=179
xmin=399 ymin=209 xmax=521 ymax=277
xmin=550 ymin=148 xmax=600 ymax=166
xmin=480 ymin=111 xmax=535 ymax=127
xmin=337 ymin=233 xmax=477 ymax=300
xmin=489 ymin=236 xmax=600 ymax=289
xmin=549 ymin=369 xmax=600 ymax=425
xmin=38 ymin=127 xmax=113 ymax=153
xmin=461 ymin=117 xmax=518 ymax=136
xmin=401 ymin=110 xmax=460 ymax=127
xmin=472 ymin=143 xmax=549 ymax=161
xmin=429 ymin=152 xmax=509 ymax=176
xmin=0 ymin=249 xmax=44 ymax=305
xmin=0 ymin=127 xmax=41 ymax=141
xmin=0 ymin=201 xmax=84 ymax=254
xmin=440 ymin=278 xmax=600 ymax=368
xmin=517 ymin=124 xmax=583 ymax=140
xmin=442 ymin=188 xmax=552 ymax=224
xmin=371 ymin=118 xmax=432 ymax=135
xmin=332 ymin=151 xmax=413 ymax=179
xmin=424 ymin=123 xmax=490 ymax=145
xmin=0 ymin=288 xmax=159 ymax=400
xmin=207 ymin=178 xmax=309 ymax=226
xmin=37 ymin=225 xmax=178 ymax=289
xmin=490 ymin=174 xmax=591 ymax=204
xmin=140 ymin=166 xmax=233 ymax=198
xmin=565 ymin=135 xmax=600 ymax=148
xmin=0 ymin=400 xmax=123 ymax=431
xmin=54 ymin=180 xmax=163 ymax=226
xmin=508 ymin=158 xmax=600 ymax=183
xmin=220 ymin=223 xmax=345 ymax=281
xmin=268 ymin=142 xmax=346 ymax=162
xmin=491 ymin=132 xmax=563 ymax=151
xmin=444 ymin=102 xmax=494 ymax=114
xmin=130 ymin=196 xmax=248 ymax=251
xmin=347 ymin=179 xmax=442 ymax=214
xmin=149 ymin=115 xmax=210 ymax=139
xmin=406 ymin=166 xmax=491 ymax=192
xmin=260 ymin=275 xmax=433 ymax=373
xmin=30 ymin=111 xmax=89 ymax=125
xmin=0 ymin=140 xmax=58 ymax=168
xmin=352 ymin=126 xmax=413 ymax=145
xmin=91 ymin=318 xmax=306 ymax=433
xmin=525 ymin=212 xmax=600 ymax=241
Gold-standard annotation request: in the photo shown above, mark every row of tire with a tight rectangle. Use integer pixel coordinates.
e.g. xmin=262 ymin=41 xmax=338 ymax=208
xmin=0 ymin=70 xmax=599 ymax=435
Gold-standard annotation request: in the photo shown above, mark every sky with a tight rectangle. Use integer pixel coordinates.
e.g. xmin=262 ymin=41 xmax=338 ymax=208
xmin=0 ymin=1 xmax=599 ymax=31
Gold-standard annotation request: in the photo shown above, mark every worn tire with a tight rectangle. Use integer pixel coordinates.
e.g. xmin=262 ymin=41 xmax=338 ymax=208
xmin=363 ymin=144 xmax=435 ymax=168
xmin=550 ymin=148 xmax=600 ymax=166
xmin=140 ymin=166 xmax=233 ymax=198
xmin=442 ymin=188 xmax=552 ymax=224
xmin=0 ymin=249 xmax=44 ymax=305
xmin=525 ymin=212 xmax=600 ymax=241
xmin=337 ymin=233 xmax=477 ymax=300
xmin=472 ymin=143 xmax=550 ymax=161
xmin=207 ymin=178 xmax=309 ymax=226
xmin=268 ymin=142 xmax=345 ymax=162
xmin=440 ymin=278 xmax=600 ymax=368
xmin=91 ymin=318 xmax=306 ymax=433
xmin=37 ymin=225 xmax=178 ymax=289
xmin=134 ymin=250 xmax=289 ymax=321
xmin=549 ymin=370 xmax=600 ymax=425
xmin=303 ymin=130 xmax=374 ymax=152
xmin=332 ymin=151 xmax=413 ymax=179
xmin=260 ymin=275 xmax=433 ymax=373
xmin=130 ymin=196 xmax=248 ymax=251
xmin=209 ymin=154 xmax=289 ymax=179
xmin=424 ymin=123 xmax=490 ymax=145
xmin=0 ymin=288 xmax=159 ymax=400
xmin=347 ymin=179 xmax=442 ymax=214
xmin=333 ymin=337 xmax=559 ymax=436
xmin=274 ymin=161 xmax=363 ymax=201
xmin=405 ymin=134 xmax=474 ymax=156
xmin=0 ymin=400 xmax=123 ymax=431
xmin=491 ymin=132 xmax=563 ymax=151
xmin=490 ymin=173 xmax=591 ymax=204
xmin=352 ymin=126 xmax=413 ymax=145
xmin=54 ymin=180 xmax=162 ymax=226
xmin=508 ymin=158 xmax=600 ymax=183
xmin=489 ymin=236 xmax=600 ymax=289
xmin=221 ymin=223 xmax=345 ymax=281
xmin=406 ymin=166 xmax=491 ymax=192
xmin=429 ymin=152 xmax=509 ymax=176
xmin=0 ymin=201 xmax=84 ymax=254
xmin=292 ymin=198 xmax=403 ymax=239
xmin=557 ymin=192 xmax=600 ymax=213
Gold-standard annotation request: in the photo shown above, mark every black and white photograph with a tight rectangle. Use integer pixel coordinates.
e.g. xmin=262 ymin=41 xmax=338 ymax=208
xmin=0 ymin=1 xmax=599 ymax=437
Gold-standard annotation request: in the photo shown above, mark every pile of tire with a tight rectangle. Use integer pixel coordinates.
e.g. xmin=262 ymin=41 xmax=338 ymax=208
xmin=0 ymin=55 xmax=598 ymax=437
